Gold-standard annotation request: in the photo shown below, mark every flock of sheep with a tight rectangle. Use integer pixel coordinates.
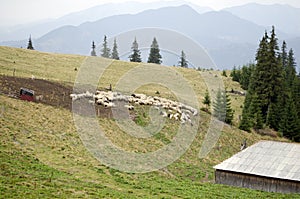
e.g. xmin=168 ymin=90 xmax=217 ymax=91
xmin=70 ymin=91 xmax=198 ymax=124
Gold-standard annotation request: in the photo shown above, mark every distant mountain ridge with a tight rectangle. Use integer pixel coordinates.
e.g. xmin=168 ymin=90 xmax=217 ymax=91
xmin=1 ymin=3 xmax=300 ymax=69
xmin=0 ymin=0 xmax=211 ymax=41
xmin=224 ymin=3 xmax=300 ymax=36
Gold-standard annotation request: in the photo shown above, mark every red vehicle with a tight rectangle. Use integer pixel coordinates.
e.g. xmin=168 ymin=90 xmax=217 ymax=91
xmin=20 ymin=88 xmax=35 ymax=102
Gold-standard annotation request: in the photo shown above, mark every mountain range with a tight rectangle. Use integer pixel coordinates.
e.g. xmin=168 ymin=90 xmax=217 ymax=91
xmin=0 ymin=0 xmax=211 ymax=41
xmin=224 ymin=3 xmax=300 ymax=37
xmin=1 ymin=2 xmax=299 ymax=69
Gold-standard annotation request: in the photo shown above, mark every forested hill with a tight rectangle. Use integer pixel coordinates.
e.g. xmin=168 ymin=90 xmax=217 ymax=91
xmin=231 ymin=27 xmax=300 ymax=142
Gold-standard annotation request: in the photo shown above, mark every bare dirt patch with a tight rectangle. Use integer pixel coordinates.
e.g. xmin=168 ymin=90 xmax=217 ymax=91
xmin=0 ymin=75 xmax=112 ymax=118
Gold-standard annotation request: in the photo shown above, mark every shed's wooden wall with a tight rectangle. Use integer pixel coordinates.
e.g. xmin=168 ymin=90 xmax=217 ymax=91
xmin=215 ymin=170 xmax=300 ymax=193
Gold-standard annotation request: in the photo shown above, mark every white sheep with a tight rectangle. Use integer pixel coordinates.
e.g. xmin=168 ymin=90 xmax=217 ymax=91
xmin=124 ymin=104 xmax=134 ymax=110
xmin=71 ymin=90 xmax=199 ymax=125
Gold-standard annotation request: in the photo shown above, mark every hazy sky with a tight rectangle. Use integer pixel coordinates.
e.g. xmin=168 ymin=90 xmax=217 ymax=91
xmin=1 ymin=0 xmax=300 ymax=26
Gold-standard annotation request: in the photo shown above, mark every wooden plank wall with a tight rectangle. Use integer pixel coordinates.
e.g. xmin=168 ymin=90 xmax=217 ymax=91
xmin=215 ymin=170 xmax=300 ymax=193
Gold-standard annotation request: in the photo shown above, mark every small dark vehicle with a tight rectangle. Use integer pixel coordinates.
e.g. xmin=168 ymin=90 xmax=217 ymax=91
xmin=20 ymin=88 xmax=35 ymax=102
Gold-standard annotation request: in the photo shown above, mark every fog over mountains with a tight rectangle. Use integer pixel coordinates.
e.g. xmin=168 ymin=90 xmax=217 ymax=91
xmin=0 ymin=1 xmax=211 ymax=41
xmin=1 ymin=2 xmax=299 ymax=69
xmin=224 ymin=3 xmax=300 ymax=37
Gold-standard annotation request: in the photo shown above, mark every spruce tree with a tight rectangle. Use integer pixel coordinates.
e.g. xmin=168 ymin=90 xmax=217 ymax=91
xmin=265 ymin=27 xmax=285 ymax=128
xmin=27 ymin=35 xmax=34 ymax=50
xmin=129 ymin=37 xmax=142 ymax=62
xmin=178 ymin=50 xmax=188 ymax=67
xmin=100 ymin=35 xmax=110 ymax=58
xmin=267 ymin=26 xmax=283 ymax=104
xmin=147 ymin=37 xmax=162 ymax=64
xmin=239 ymin=87 xmax=254 ymax=132
xmin=91 ymin=41 xmax=96 ymax=56
xmin=222 ymin=70 xmax=227 ymax=77
xmin=292 ymin=76 xmax=300 ymax=119
xmin=239 ymin=111 xmax=252 ymax=132
xmin=213 ymin=88 xmax=226 ymax=122
xmin=267 ymin=41 xmax=295 ymax=130
xmin=251 ymin=27 xmax=283 ymax=123
xmin=281 ymin=41 xmax=288 ymax=69
xmin=203 ymin=90 xmax=211 ymax=110
xmin=230 ymin=66 xmax=237 ymax=81
xmin=230 ymin=66 xmax=241 ymax=82
xmin=111 ymin=38 xmax=119 ymax=60
xmin=224 ymin=92 xmax=234 ymax=125
xmin=240 ymin=92 xmax=263 ymax=131
xmin=286 ymin=48 xmax=296 ymax=87
xmin=240 ymin=63 xmax=255 ymax=90
xmin=213 ymin=88 xmax=234 ymax=124
xmin=267 ymin=97 xmax=285 ymax=131
xmin=248 ymin=93 xmax=264 ymax=130
xmin=252 ymin=31 xmax=270 ymax=119
xmin=239 ymin=32 xmax=268 ymax=131
xmin=279 ymin=94 xmax=299 ymax=140
xmin=291 ymin=74 xmax=300 ymax=141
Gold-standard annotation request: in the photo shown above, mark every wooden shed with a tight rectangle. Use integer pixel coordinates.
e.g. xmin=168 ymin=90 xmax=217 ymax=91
xmin=214 ymin=141 xmax=300 ymax=193
xmin=20 ymin=87 xmax=35 ymax=102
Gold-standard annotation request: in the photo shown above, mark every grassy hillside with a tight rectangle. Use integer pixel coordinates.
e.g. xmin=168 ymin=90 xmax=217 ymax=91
xmin=0 ymin=46 xmax=299 ymax=198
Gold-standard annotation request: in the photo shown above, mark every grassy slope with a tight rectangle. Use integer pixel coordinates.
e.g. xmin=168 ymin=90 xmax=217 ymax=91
xmin=0 ymin=46 xmax=299 ymax=198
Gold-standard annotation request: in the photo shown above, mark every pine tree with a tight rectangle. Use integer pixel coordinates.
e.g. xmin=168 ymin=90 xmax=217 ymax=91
xmin=239 ymin=111 xmax=252 ymax=132
xmin=213 ymin=88 xmax=234 ymax=124
xmin=279 ymin=94 xmax=299 ymax=140
xmin=203 ymin=90 xmax=211 ymax=110
xmin=267 ymin=41 xmax=296 ymax=130
xmin=267 ymin=98 xmax=285 ymax=131
xmin=222 ymin=70 xmax=227 ymax=77
xmin=213 ymin=88 xmax=226 ymax=122
xmin=178 ymin=50 xmax=188 ymax=67
xmin=27 ymin=35 xmax=34 ymax=50
xmin=239 ymin=63 xmax=255 ymax=90
xmin=129 ymin=37 xmax=142 ymax=62
xmin=292 ymin=76 xmax=300 ymax=119
xmin=250 ymin=27 xmax=283 ymax=123
xmin=230 ymin=66 xmax=241 ymax=82
xmin=286 ymin=48 xmax=296 ymax=87
xmin=265 ymin=27 xmax=285 ymax=128
xmin=239 ymin=90 xmax=254 ymax=132
xmin=239 ymin=32 xmax=269 ymax=131
xmin=251 ymin=31 xmax=270 ymax=119
xmin=224 ymin=92 xmax=234 ymax=125
xmin=100 ymin=35 xmax=110 ymax=58
xmin=267 ymin=26 xmax=283 ymax=104
xmin=147 ymin=37 xmax=162 ymax=64
xmin=91 ymin=41 xmax=96 ymax=56
xmin=281 ymin=41 xmax=288 ymax=69
xmin=240 ymin=92 xmax=263 ymax=131
xmin=248 ymin=93 xmax=264 ymax=130
xmin=111 ymin=38 xmax=119 ymax=60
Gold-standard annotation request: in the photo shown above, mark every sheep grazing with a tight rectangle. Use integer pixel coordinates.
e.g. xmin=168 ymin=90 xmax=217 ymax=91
xmin=124 ymin=104 xmax=134 ymax=110
xmin=35 ymin=95 xmax=43 ymax=101
xmin=160 ymin=111 xmax=168 ymax=118
xmin=70 ymin=91 xmax=94 ymax=101
xmin=70 ymin=90 xmax=198 ymax=124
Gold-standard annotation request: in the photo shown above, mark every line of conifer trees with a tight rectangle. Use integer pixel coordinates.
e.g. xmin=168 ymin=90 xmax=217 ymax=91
xmin=233 ymin=27 xmax=300 ymax=142
xmin=90 ymin=35 xmax=188 ymax=67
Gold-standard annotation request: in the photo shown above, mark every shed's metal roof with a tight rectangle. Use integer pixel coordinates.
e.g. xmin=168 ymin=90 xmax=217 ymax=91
xmin=214 ymin=141 xmax=300 ymax=181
